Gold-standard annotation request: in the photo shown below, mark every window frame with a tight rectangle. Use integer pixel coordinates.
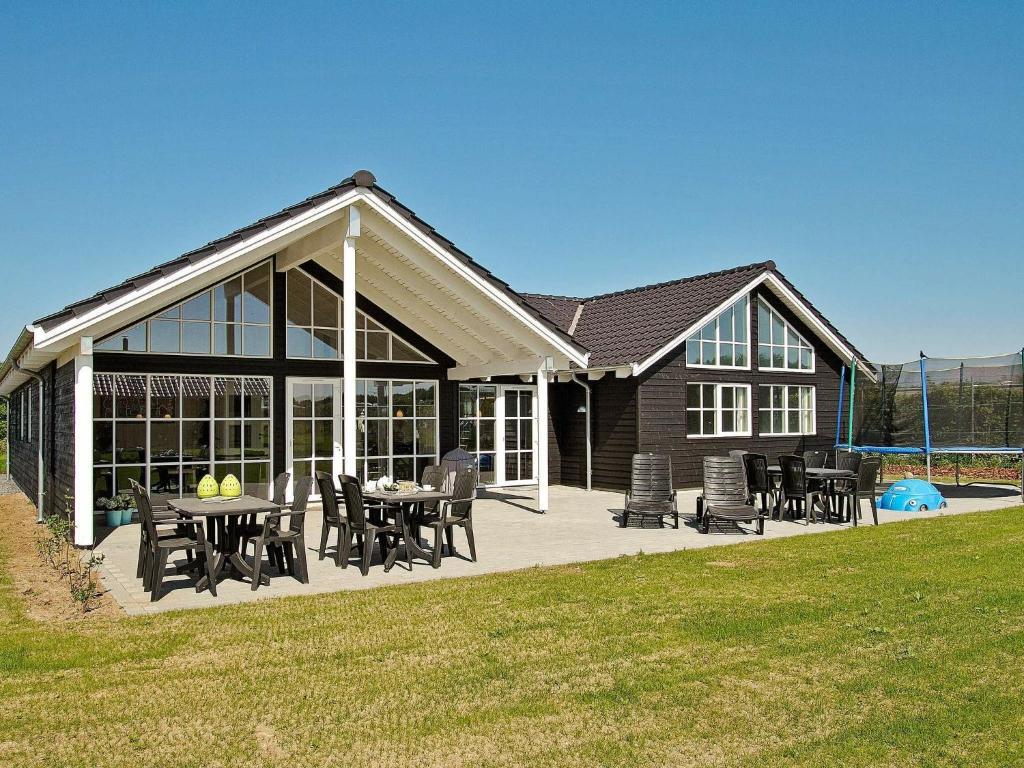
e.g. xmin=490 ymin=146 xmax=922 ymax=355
xmin=94 ymin=261 xmax=274 ymax=359
xmin=757 ymin=298 xmax=816 ymax=374
xmin=758 ymin=384 xmax=817 ymax=437
xmin=685 ymin=382 xmax=753 ymax=438
xmin=284 ymin=269 xmax=435 ymax=363
xmin=355 ymin=378 xmax=440 ymax=484
xmin=91 ymin=372 xmax=273 ymax=507
xmin=685 ymin=295 xmax=751 ymax=371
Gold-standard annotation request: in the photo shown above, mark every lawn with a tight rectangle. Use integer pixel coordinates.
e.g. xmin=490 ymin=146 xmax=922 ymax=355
xmin=1 ymin=496 xmax=1023 ymax=767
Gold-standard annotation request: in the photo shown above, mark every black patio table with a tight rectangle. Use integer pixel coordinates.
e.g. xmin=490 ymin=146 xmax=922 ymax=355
xmin=168 ymin=495 xmax=281 ymax=590
xmin=766 ymin=466 xmax=856 ymax=521
xmin=361 ymin=489 xmax=452 ymax=570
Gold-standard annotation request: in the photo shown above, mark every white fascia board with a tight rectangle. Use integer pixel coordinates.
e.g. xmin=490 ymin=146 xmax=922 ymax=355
xmin=32 ymin=188 xmax=363 ymax=351
xmin=632 ymin=272 xmax=872 ymax=380
xmin=448 ymin=356 xmax=545 ymax=380
xmin=633 ymin=274 xmax=770 ymax=376
xmin=357 ymin=191 xmax=589 ymax=368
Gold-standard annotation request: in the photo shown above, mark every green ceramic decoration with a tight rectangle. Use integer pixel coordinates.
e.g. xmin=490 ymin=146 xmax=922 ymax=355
xmin=219 ymin=474 xmax=242 ymax=498
xmin=197 ymin=474 xmax=220 ymax=499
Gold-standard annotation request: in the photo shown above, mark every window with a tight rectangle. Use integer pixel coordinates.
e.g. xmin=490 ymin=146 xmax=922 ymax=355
xmin=758 ymin=384 xmax=815 ymax=436
xmin=356 ymin=379 xmax=437 ymax=483
xmin=459 ymin=385 xmax=497 ymax=484
xmin=686 ymin=383 xmax=751 ymax=437
xmin=91 ymin=373 xmax=272 ymax=507
xmin=285 ymin=270 xmax=432 ymax=362
xmin=685 ymin=296 xmax=749 ymax=368
xmin=95 ymin=262 xmax=273 ymax=357
xmin=26 ymin=388 xmax=32 ymax=442
xmin=286 ymin=269 xmax=341 ymax=358
xmin=757 ymin=299 xmax=814 ymax=372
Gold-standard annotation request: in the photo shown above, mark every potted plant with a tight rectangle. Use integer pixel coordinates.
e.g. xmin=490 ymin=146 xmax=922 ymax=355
xmin=98 ymin=494 xmax=136 ymax=527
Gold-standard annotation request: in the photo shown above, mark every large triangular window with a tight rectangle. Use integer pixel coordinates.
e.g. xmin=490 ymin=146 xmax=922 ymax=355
xmin=757 ymin=299 xmax=814 ymax=372
xmin=285 ymin=269 xmax=433 ymax=362
xmin=685 ymin=295 xmax=749 ymax=368
xmin=95 ymin=262 xmax=272 ymax=357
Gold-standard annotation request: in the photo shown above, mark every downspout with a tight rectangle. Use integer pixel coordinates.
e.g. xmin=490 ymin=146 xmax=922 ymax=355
xmin=568 ymin=373 xmax=592 ymax=491
xmin=13 ymin=361 xmax=46 ymax=522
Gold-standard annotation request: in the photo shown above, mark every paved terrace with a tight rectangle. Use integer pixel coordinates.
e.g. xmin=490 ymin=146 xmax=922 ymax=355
xmin=95 ymin=482 xmax=1022 ymax=616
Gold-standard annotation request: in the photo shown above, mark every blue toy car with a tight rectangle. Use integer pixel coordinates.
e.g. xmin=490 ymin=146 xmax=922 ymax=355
xmin=879 ymin=479 xmax=947 ymax=512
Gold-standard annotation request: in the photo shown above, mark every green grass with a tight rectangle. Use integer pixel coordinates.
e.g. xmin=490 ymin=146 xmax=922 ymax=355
xmin=2 ymin=506 xmax=1024 ymax=767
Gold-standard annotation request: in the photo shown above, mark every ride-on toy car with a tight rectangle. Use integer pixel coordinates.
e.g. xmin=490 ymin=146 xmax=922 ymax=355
xmin=879 ymin=479 xmax=947 ymax=511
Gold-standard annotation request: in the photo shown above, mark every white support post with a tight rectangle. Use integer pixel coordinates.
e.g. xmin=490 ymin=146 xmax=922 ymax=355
xmin=537 ymin=357 xmax=551 ymax=513
xmin=74 ymin=337 xmax=94 ymax=547
xmin=342 ymin=206 xmax=360 ymax=477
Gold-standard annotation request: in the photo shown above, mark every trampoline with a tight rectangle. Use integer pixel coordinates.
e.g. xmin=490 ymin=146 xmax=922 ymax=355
xmin=835 ymin=349 xmax=1024 ymax=500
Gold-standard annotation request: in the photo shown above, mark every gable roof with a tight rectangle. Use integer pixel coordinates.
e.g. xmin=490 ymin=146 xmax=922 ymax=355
xmin=31 ymin=170 xmax=578 ymax=355
xmin=521 ymin=260 xmax=868 ymax=370
xmin=518 ymin=294 xmax=582 ymax=335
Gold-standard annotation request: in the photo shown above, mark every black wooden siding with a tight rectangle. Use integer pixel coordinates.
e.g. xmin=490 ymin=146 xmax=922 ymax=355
xmin=7 ymin=360 xmax=75 ymax=518
xmin=637 ymin=285 xmax=844 ymax=488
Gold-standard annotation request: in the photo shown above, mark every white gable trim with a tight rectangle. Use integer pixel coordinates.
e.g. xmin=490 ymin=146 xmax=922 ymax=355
xmin=358 ymin=191 xmax=588 ymax=367
xmin=632 ymin=272 xmax=872 ymax=379
xmin=32 ymin=188 xmax=363 ymax=351
xmin=28 ymin=187 xmax=587 ymax=369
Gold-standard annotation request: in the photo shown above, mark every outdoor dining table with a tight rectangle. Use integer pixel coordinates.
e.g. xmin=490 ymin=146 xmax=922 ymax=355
xmin=168 ymin=495 xmax=281 ymax=590
xmin=360 ymin=488 xmax=452 ymax=570
xmin=765 ymin=466 xmax=856 ymax=520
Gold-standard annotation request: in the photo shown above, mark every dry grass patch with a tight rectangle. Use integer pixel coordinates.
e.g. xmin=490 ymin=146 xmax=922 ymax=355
xmin=0 ymin=493 xmax=118 ymax=621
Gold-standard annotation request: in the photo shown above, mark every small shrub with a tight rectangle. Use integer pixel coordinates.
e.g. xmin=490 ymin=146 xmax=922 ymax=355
xmin=35 ymin=495 xmax=105 ymax=612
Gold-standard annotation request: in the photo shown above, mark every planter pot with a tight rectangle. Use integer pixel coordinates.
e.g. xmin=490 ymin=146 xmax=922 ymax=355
xmin=121 ymin=508 xmax=136 ymax=525
xmin=105 ymin=510 xmax=122 ymax=528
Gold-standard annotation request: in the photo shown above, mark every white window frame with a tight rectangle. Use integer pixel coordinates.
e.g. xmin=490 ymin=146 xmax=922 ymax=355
xmin=94 ymin=261 xmax=274 ymax=359
xmin=758 ymin=384 xmax=817 ymax=437
xmin=355 ymin=378 xmax=440 ymax=483
xmin=91 ymin=373 xmax=273 ymax=507
xmin=685 ymin=295 xmax=751 ymax=370
xmin=757 ymin=298 xmax=815 ymax=374
xmin=685 ymin=383 xmax=752 ymax=438
xmin=285 ymin=269 xmax=435 ymax=363
xmin=25 ymin=389 xmax=31 ymax=442
xmin=458 ymin=383 xmax=539 ymax=487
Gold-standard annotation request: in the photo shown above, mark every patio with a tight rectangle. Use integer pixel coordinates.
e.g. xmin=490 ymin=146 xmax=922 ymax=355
xmin=95 ymin=481 xmax=1021 ymax=615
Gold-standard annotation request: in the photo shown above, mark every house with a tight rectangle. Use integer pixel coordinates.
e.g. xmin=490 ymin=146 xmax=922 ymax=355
xmin=0 ymin=170 xmax=868 ymax=546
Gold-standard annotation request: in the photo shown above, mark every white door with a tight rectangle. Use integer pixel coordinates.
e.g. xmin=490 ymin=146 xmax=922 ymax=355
xmin=286 ymin=377 xmax=343 ymax=500
xmin=500 ymin=386 xmax=537 ymax=485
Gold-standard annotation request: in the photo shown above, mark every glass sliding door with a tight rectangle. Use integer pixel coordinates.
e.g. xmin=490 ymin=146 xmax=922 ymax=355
xmin=286 ymin=378 xmax=342 ymax=500
xmin=459 ymin=384 xmax=497 ymax=484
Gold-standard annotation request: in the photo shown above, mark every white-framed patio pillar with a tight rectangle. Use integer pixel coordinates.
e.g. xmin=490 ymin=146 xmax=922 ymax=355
xmin=342 ymin=206 xmax=360 ymax=477
xmin=73 ymin=336 xmax=94 ymax=546
xmin=536 ymin=356 xmax=551 ymax=513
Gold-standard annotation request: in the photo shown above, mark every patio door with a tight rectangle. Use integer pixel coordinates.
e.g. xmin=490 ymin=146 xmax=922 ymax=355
xmin=502 ymin=386 xmax=536 ymax=485
xmin=459 ymin=384 xmax=537 ymax=487
xmin=285 ymin=377 xmax=343 ymax=500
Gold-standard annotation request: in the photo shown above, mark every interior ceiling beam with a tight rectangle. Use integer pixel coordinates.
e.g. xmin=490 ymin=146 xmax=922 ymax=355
xmin=361 ymin=215 xmax=550 ymax=352
xmin=353 ymin=268 xmax=488 ymax=366
xmin=354 ymin=235 xmax=528 ymax=360
xmin=276 ymin=218 xmax=346 ymax=272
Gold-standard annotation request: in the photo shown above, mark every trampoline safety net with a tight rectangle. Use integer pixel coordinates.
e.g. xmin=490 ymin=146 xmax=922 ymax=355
xmin=839 ymin=351 xmax=1024 ymax=454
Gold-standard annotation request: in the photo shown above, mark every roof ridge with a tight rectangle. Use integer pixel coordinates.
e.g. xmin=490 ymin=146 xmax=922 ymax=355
xmin=520 ymin=292 xmax=585 ymax=303
xmin=580 ymin=260 xmax=775 ymax=303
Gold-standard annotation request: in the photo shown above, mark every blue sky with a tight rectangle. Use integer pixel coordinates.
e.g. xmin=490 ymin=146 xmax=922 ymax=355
xmin=1 ymin=1 xmax=1021 ymax=361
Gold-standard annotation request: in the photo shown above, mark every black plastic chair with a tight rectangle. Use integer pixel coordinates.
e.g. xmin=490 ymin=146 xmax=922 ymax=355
xmin=316 ymin=472 xmax=350 ymax=565
xmin=698 ymin=456 xmax=765 ymax=535
xmin=741 ymin=452 xmax=776 ymax=519
xmin=336 ymin=474 xmax=405 ymax=575
xmin=420 ymin=467 xmax=478 ymax=568
xmin=622 ymin=453 xmax=678 ymax=528
xmin=839 ymin=456 xmax=881 ymax=526
xmin=803 ymin=450 xmax=828 ymax=469
xmin=251 ymin=475 xmax=312 ymax=590
xmin=239 ymin=473 xmax=290 ymax=554
xmin=129 ymin=479 xmax=216 ymax=601
xmin=833 ymin=451 xmax=862 ymax=521
xmin=779 ymin=455 xmax=827 ymax=525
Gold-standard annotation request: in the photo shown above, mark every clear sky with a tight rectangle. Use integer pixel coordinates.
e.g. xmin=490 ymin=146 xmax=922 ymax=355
xmin=1 ymin=1 xmax=1021 ymax=362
